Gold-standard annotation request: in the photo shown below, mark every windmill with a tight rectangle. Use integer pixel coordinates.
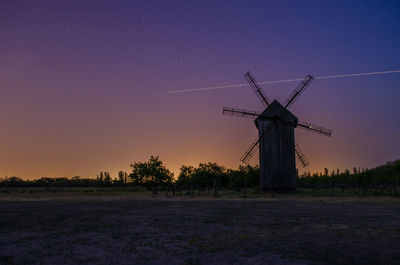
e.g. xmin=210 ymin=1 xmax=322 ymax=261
xmin=223 ymin=72 xmax=332 ymax=191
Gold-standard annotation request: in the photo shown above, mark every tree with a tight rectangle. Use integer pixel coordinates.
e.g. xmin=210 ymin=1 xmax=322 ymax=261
xmin=228 ymin=165 xmax=260 ymax=190
xmin=118 ymin=171 xmax=128 ymax=185
xmin=97 ymin=171 xmax=112 ymax=186
xmin=192 ymin=162 xmax=227 ymax=191
xmin=177 ymin=165 xmax=195 ymax=195
xmin=129 ymin=156 xmax=173 ymax=191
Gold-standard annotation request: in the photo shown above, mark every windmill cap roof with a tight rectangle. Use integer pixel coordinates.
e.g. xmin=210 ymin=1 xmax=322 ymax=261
xmin=254 ymin=100 xmax=298 ymax=127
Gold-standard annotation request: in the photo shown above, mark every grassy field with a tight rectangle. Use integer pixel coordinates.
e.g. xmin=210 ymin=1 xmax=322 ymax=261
xmin=0 ymin=191 xmax=399 ymax=265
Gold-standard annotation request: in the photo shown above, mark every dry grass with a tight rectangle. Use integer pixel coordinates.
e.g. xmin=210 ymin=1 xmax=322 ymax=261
xmin=0 ymin=193 xmax=399 ymax=264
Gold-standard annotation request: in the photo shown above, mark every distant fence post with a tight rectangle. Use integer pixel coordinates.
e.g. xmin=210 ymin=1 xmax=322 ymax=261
xmin=165 ymin=184 xmax=169 ymax=198
xmin=392 ymin=183 xmax=397 ymax=196
xmin=243 ymin=177 xmax=248 ymax=198
xmin=152 ymin=186 xmax=158 ymax=197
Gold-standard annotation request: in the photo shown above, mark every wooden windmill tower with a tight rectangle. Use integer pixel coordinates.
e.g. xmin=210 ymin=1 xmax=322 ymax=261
xmin=223 ymin=72 xmax=332 ymax=191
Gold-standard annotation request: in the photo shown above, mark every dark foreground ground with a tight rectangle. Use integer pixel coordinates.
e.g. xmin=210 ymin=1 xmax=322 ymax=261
xmin=0 ymin=194 xmax=399 ymax=265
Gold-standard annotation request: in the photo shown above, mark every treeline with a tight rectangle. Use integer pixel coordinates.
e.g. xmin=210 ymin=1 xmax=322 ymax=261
xmin=1 ymin=156 xmax=399 ymax=194
xmin=298 ymin=160 xmax=400 ymax=194
xmin=0 ymin=156 xmax=259 ymax=192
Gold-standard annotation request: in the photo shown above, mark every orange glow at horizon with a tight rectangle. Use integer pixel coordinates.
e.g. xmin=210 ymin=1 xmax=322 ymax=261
xmin=0 ymin=1 xmax=399 ymax=180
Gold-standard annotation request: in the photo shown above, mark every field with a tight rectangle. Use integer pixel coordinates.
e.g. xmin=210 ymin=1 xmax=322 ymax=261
xmin=0 ymin=191 xmax=399 ymax=265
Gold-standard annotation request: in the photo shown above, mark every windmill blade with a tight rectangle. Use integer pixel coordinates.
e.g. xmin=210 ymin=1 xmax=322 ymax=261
xmin=244 ymin=71 xmax=270 ymax=107
xmin=297 ymin=121 xmax=332 ymax=137
xmin=223 ymin=107 xmax=260 ymax=119
xmin=240 ymin=138 xmax=259 ymax=164
xmin=295 ymin=143 xmax=309 ymax=167
xmin=240 ymin=125 xmax=271 ymax=164
xmin=284 ymin=75 xmax=314 ymax=109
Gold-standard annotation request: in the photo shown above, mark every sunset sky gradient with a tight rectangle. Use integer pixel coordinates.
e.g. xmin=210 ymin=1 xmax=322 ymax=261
xmin=1 ymin=0 xmax=400 ymax=179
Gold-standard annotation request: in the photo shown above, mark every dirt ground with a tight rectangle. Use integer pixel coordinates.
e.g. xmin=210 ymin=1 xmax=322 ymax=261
xmin=0 ymin=194 xmax=399 ymax=265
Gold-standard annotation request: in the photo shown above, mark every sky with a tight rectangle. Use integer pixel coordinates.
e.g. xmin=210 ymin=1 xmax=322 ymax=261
xmin=0 ymin=0 xmax=400 ymax=179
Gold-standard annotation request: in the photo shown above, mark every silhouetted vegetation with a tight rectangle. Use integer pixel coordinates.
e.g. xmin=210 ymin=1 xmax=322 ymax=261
xmin=298 ymin=160 xmax=400 ymax=195
xmin=174 ymin=162 xmax=259 ymax=196
xmin=129 ymin=155 xmax=174 ymax=192
xmin=1 ymin=156 xmax=399 ymax=195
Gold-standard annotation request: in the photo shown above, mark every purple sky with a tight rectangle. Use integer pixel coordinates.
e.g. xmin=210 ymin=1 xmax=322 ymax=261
xmin=1 ymin=0 xmax=400 ymax=178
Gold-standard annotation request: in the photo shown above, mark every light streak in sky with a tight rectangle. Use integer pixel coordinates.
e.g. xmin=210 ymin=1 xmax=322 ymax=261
xmin=166 ymin=69 xmax=400 ymax=94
